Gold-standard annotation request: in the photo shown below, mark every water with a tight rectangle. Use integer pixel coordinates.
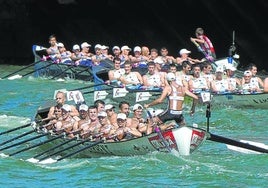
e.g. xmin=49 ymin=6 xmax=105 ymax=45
xmin=0 ymin=65 xmax=267 ymax=188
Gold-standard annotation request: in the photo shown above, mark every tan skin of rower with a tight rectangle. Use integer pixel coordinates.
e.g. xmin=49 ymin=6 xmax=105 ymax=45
xmin=47 ymin=91 xmax=79 ymax=120
xmin=144 ymin=73 xmax=198 ymax=127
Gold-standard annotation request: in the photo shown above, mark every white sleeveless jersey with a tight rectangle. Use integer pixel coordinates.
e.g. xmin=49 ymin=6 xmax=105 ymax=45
xmin=125 ymin=72 xmax=140 ymax=84
xmin=147 ymin=73 xmax=162 ymax=87
xmin=192 ymin=77 xmax=208 ymax=90
xmin=214 ymin=79 xmax=229 ymax=92
xmin=227 ymin=78 xmax=237 ymax=90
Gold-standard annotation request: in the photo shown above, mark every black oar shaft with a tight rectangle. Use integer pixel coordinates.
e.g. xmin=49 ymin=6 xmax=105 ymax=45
xmin=0 ymin=130 xmax=35 ymax=146
xmin=33 ymin=137 xmax=76 ymax=159
xmin=8 ymin=134 xmax=64 ymax=156
xmin=1 ymin=61 xmax=40 ymax=79
xmin=38 ymin=138 xmax=90 ymax=162
xmin=209 ymin=133 xmax=268 ymax=154
xmin=0 ymin=133 xmax=49 ymax=152
xmin=51 ymin=66 xmax=73 ymax=79
xmin=0 ymin=123 xmax=32 ymax=136
xmin=57 ymin=140 xmax=103 ymax=161
xmin=22 ymin=62 xmax=54 ymax=77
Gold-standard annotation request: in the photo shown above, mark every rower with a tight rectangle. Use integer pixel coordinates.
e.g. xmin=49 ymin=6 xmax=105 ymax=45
xmin=54 ymin=104 xmax=80 ymax=133
xmin=114 ymin=113 xmax=142 ymax=141
xmin=119 ymin=61 xmax=143 ymax=86
xmin=144 ymin=72 xmax=198 ymax=127
xmin=47 ymin=91 xmax=79 ymax=120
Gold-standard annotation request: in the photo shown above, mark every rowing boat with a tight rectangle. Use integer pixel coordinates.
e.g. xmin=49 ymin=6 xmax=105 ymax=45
xmin=211 ymin=92 xmax=268 ymax=109
xmin=33 ymin=102 xmax=207 ymax=158
xmin=32 ymin=45 xmax=113 ymax=81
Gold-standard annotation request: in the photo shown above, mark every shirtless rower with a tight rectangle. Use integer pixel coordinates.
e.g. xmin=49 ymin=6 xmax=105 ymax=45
xmin=144 ymin=72 xmax=198 ymax=127
xmin=47 ymin=91 xmax=79 ymax=119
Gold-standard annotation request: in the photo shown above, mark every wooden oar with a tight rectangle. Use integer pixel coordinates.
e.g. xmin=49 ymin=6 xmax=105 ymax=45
xmin=56 ymin=139 xmax=104 ymax=162
xmin=0 ymin=122 xmax=33 ymax=136
xmin=32 ymin=137 xmax=77 ymax=159
xmin=8 ymin=62 xmax=56 ymax=80
xmin=8 ymin=133 xmax=66 ymax=157
xmin=0 ymin=118 xmax=52 ymax=136
xmin=146 ymin=110 xmax=171 ymax=152
xmin=207 ymin=133 xmax=268 ymax=154
xmin=51 ymin=65 xmax=74 ymax=79
xmin=0 ymin=129 xmax=35 ymax=146
xmin=0 ymin=133 xmax=49 ymax=152
xmin=1 ymin=60 xmax=42 ymax=79
xmin=37 ymin=137 xmax=94 ymax=162
xmin=74 ymin=66 xmax=91 ymax=75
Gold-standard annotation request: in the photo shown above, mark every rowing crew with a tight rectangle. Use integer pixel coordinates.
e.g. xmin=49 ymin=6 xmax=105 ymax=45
xmin=42 ymin=102 xmax=175 ymax=142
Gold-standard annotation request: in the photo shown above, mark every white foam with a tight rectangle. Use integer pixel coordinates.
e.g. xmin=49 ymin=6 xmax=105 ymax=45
xmin=7 ymin=74 xmax=22 ymax=80
xmin=26 ymin=158 xmax=39 ymax=163
xmin=38 ymin=158 xmax=57 ymax=164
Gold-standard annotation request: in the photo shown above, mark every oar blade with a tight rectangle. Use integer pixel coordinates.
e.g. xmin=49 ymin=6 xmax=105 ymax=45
xmin=226 ymin=140 xmax=268 ymax=154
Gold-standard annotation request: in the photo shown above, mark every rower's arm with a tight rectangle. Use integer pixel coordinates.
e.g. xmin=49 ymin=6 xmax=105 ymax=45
xmin=145 ymin=88 xmax=168 ymax=108
xmin=185 ymin=89 xmax=198 ymax=100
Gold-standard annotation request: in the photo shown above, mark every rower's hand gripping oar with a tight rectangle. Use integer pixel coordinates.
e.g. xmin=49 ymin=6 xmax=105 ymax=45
xmin=146 ymin=110 xmax=171 ymax=152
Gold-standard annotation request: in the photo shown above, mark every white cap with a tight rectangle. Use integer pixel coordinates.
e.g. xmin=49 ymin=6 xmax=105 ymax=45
xmin=72 ymin=44 xmax=80 ymax=51
xmin=134 ymin=46 xmax=141 ymax=52
xmin=121 ymin=45 xmax=131 ymax=51
xmin=166 ymin=72 xmax=176 ymax=81
xmin=101 ymin=45 xmax=109 ymax=50
xmin=57 ymin=42 xmax=64 ymax=48
xmin=154 ymin=57 xmax=164 ymax=64
xmin=216 ymin=66 xmax=224 ymax=73
xmin=81 ymin=42 xmax=91 ymax=48
xmin=98 ymin=111 xmax=107 ymax=117
xmin=105 ymin=104 xmax=115 ymax=111
xmin=133 ymin=103 xmax=143 ymax=111
xmin=95 ymin=44 xmax=102 ymax=49
xmin=225 ymin=64 xmax=237 ymax=71
xmin=244 ymin=70 xmax=252 ymax=76
xmin=117 ymin=113 xmax=127 ymax=120
xmin=79 ymin=104 xmax=88 ymax=111
xmin=61 ymin=104 xmax=71 ymax=112
xmin=112 ymin=46 xmax=120 ymax=51
xmin=179 ymin=48 xmax=191 ymax=55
